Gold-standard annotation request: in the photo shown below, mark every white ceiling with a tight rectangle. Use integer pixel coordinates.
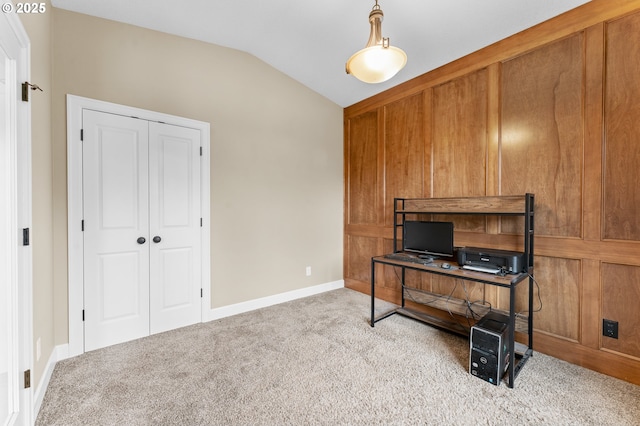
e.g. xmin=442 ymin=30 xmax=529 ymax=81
xmin=50 ymin=0 xmax=590 ymax=107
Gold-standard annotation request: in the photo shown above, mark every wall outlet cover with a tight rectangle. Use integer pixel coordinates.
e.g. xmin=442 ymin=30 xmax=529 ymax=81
xmin=603 ymin=319 xmax=618 ymax=339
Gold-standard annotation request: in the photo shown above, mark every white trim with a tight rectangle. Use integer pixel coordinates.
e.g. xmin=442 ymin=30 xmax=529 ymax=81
xmin=32 ymin=343 xmax=69 ymax=420
xmin=207 ymin=280 xmax=344 ymax=322
xmin=32 ymin=351 xmax=53 ymax=418
xmin=1 ymin=10 xmax=33 ymax=426
xmin=200 ymin=132 xmax=211 ymax=320
xmin=54 ymin=344 xmax=70 ymax=363
xmin=32 ymin=346 xmax=56 ymax=418
xmin=66 ymin=95 xmax=211 ymax=357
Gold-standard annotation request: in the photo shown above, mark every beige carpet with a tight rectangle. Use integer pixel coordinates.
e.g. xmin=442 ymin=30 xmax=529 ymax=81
xmin=36 ymin=288 xmax=640 ymax=425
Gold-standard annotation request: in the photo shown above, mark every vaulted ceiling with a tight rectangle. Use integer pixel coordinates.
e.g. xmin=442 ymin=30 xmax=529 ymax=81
xmin=51 ymin=0 xmax=591 ymax=107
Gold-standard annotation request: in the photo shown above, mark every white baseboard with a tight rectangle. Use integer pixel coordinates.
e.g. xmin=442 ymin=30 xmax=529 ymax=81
xmin=55 ymin=344 xmax=70 ymax=362
xmin=207 ymin=280 xmax=344 ymax=322
xmin=33 ymin=343 xmax=68 ymax=419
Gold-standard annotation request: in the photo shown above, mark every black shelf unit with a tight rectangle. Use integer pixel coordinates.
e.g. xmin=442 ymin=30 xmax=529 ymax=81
xmin=370 ymin=194 xmax=535 ymax=388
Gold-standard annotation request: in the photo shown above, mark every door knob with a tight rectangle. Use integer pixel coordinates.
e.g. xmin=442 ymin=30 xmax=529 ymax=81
xmin=153 ymin=236 xmax=161 ymax=243
xmin=137 ymin=237 xmax=146 ymax=244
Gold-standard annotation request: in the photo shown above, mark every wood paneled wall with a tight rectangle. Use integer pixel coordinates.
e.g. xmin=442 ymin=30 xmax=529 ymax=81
xmin=344 ymin=0 xmax=640 ymax=385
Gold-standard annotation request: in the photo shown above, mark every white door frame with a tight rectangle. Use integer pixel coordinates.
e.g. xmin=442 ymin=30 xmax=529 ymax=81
xmin=0 ymin=10 xmax=33 ymax=426
xmin=66 ymin=95 xmax=211 ymax=357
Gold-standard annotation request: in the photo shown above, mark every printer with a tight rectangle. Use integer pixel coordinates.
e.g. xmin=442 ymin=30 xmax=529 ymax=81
xmin=456 ymin=247 xmax=526 ymax=274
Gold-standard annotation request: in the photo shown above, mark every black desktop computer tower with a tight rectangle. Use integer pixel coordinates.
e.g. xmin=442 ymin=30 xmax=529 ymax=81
xmin=469 ymin=311 xmax=510 ymax=385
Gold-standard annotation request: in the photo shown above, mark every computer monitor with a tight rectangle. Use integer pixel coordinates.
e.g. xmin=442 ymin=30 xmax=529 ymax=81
xmin=403 ymin=221 xmax=454 ymax=258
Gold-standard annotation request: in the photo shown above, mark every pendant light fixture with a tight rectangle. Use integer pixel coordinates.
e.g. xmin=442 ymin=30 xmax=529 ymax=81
xmin=346 ymin=0 xmax=407 ymax=84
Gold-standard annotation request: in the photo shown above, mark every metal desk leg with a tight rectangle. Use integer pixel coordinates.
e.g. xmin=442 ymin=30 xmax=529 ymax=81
xmin=370 ymin=258 xmax=375 ymax=327
xmin=508 ymin=283 xmax=516 ymax=388
xmin=528 ymin=274 xmax=534 ymax=350
xmin=401 ymin=267 xmax=406 ymax=308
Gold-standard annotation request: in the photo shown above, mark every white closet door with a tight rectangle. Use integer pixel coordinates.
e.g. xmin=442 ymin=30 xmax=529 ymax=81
xmin=83 ymin=110 xmax=150 ymax=352
xmin=149 ymin=122 xmax=201 ymax=333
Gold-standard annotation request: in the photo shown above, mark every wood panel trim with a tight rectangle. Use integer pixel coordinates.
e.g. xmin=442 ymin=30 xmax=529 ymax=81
xmin=486 ymin=63 xmax=500 ymax=197
xmin=581 ymin=259 xmax=601 ymax=349
xmin=486 ymin=64 xmax=500 ymax=234
xmin=376 ymin=108 xmax=384 ymax=227
xmin=535 ymin=332 xmax=640 ymax=385
xmin=583 ymin=23 xmax=605 ymax=241
xmin=423 ymin=90 xmax=433 ymax=198
xmin=343 ymin=116 xmax=350 ymax=230
xmin=535 ymin=237 xmax=640 ymax=265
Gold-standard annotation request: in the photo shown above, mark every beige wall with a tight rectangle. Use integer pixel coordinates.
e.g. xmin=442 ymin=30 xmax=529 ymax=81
xmin=50 ymin=10 xmax=343 ymax=344
xmin=20 ymin=0 xmax=54 ymax=389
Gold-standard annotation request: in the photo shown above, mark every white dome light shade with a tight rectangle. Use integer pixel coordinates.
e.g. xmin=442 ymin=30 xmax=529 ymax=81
xmin=346 ymin=44 xmax=407 ymax=83
xmin=346 ymin=1 xmax=407 ymax=84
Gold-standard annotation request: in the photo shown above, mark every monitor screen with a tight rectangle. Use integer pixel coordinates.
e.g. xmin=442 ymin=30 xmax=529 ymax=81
xmin=403 ymin=221 xmax=454 ymax=257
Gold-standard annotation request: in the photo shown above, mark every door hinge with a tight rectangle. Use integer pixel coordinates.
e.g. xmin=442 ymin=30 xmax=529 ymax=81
xmin=81 ymin=220 xmax=84 ymax=231
xmin=82 ymin=309 xmax=85 ymax=321
xmin=80 ymin=129 xmax=84 ymax=141
xmin=21 ymin=82 xmax=42 ymax=102
xmin=200 ymin=218 xmax=203 ymax=227
xmin=200 ymin=288 xmax=203 ymax=298
xmin=24 ymin=370 xmax=30 ymax=389
xmin=21 ymin=83 xmax=29 ymax=102
xmin=200 ymin=146 xmax=203 ymax=156
xmin=23 ymin=228 xmax=30 ymax=246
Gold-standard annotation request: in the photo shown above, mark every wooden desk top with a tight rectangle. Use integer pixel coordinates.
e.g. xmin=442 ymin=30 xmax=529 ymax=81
xmin=372 ymin=255 xmax=530 ymax=287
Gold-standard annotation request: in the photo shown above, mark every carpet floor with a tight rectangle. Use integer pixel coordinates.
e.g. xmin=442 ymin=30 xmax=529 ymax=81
xmin=36 ymin=288 xmax=640 ymax=425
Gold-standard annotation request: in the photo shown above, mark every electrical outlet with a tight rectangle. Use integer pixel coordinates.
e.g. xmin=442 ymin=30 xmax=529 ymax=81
xmin=305 ymin=266 xmax=311 ymax=276
xmin=603 ymin=319 xmax=618 ymax=339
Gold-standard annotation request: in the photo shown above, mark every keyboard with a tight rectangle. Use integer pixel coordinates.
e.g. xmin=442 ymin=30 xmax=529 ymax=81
xmin=461 ymin=264 xmax=501 ymax=274
xmin=383 ymin=252 xmax=434 ymax=265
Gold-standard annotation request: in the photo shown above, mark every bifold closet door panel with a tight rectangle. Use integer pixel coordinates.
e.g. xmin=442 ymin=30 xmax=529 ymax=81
xmin=148 ymin=122 xmax=202 ymax=334
xmin=83 ymin=110 xmax=151 ymax=352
